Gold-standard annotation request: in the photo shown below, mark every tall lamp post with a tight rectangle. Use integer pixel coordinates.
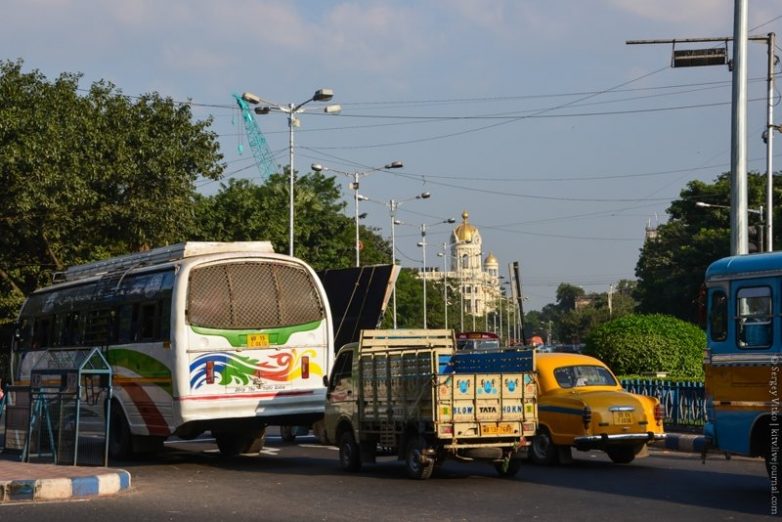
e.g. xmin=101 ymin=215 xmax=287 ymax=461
xmin=242 ymin=89 xmax=341 ymax=257
xmin=696 ymin=201 xmax=765 ymax=251
xmin=389 ymin=192 xmax=430 ymax=328
xmin=311 ymin=161 xmax=403 ymax=266
xmin=437 ymin=242 xmax=450 ymax=329
xmin=417 ymin=218 xmax=456 ymax=328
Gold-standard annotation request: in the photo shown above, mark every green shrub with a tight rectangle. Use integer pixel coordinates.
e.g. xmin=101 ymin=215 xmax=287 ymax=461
xmin=584 ymin=314 xmax=705 ymax=378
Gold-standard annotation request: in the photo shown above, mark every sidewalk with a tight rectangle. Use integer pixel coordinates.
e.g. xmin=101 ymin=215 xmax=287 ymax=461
xmin=0 ymin=453 xmax=130 ymax=503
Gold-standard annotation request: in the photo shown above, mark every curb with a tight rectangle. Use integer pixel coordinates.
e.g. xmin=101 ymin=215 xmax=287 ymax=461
xmin=660 ymin=433 xmax=707 ymax=453
xmin=0 ymin=469 xmax=131 ymax=503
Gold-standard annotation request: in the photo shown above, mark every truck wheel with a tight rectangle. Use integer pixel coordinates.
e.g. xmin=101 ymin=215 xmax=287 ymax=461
xmin=495 ymin=458 xmax=522 ymax=478
xmin=405 ymin=437 xmax=434 ymax=480
xmin=530 ymin=427 xmax=558 ymax=465
xmin=339 ymin=431 xmax=362 ymax=472
xmin=606 ymin=445 xmax=638 ymax=464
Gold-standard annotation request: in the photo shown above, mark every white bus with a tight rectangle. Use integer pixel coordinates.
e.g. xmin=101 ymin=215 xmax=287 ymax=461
xmin=11 ymin=242 xmax=334 ymax=458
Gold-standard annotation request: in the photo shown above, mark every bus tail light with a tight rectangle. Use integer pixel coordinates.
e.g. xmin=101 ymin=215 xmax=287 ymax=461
xmin=206 ymin=361 xmax=215 ymax=384
xmin=301 ymin=356 xmax=310 ymax=379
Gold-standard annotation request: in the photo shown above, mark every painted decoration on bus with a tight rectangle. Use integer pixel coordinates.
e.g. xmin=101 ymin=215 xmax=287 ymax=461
xmin=189 ymin=348 xmax=322 ymax=390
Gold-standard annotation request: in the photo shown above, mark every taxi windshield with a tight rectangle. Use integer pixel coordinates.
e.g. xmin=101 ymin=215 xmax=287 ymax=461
xmin=553 ymin=365 xmax=616 ymax=389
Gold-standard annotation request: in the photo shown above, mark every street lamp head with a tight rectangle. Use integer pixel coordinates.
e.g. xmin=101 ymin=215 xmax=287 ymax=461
xmin=437 ymin=252 xmax=444 ymax=257
xmin=695 ymin=201 xmax=710 ymax=208
xmin=311 ymin=163 xmax=325 ymax=172
xmin=357 ymin=194 xmax=369 ymax=201
xmin=418 ymin=192 xmax=431 ymax=199
xmin=323 ymin=104 xmax=342 ymax=114
xmin=254 ymin=106 xmax=272 ymax=115
xmin=393 ymin=219 xmax=402 ymax=225
xmin=417 ymin=242 xmax=424 ymax=247
xmin=241 ymin=92 xmax=261 ymax=104
xmin=313 ymin=88 xmax=334 ymax=102
xmin=358 ymin=212 xmax=368 ymax=219
xmin=446 ymin=218 xmax=456 ymax=224
xmin=384 ymin=161 xmax=404 ymax=169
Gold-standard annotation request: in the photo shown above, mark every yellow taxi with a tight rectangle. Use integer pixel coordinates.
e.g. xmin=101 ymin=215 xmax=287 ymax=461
xmin=531 ymin=352 xmax=665 ymax=464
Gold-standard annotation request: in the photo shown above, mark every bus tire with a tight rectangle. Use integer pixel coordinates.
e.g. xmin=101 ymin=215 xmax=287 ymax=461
xmin=214 ymin=430 xmax=264 ymax=457
xmin=495 ymin=458 xmax=523 ymax=478
xmin=109 ymin=406 xmax=133 ymax=460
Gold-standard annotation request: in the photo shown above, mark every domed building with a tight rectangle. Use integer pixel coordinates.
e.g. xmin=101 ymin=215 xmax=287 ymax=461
xmin=420 ymin=210 xmax=502 ymax=329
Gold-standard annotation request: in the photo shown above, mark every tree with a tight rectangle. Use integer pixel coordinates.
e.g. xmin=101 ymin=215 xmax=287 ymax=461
xmin=584 ymin=314 xmax=705 ymax=378
xmin=0 ymin=60 xmax=223 ymax=326
xmin=192 ymin=170 xmax=391 ymax=271
xmin=635 ymin=172 xmax=776 ymax=321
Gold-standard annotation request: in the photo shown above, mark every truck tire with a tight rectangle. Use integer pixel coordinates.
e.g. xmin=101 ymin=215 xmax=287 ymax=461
xmin=530 ymin=427 xmax=558 ymax=465
xmin=405 ymin=437 xmax=434 ymax=480
xmin=280 ymin=425 xmax=296 ymax=442
xmin=495 ymin=458 xmax=522 ymax=478
xmin=339 ymin=431 xmax=362 ymax=472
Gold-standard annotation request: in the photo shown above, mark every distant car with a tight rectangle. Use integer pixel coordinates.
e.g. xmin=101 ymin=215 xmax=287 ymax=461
xmin=531 ymin=353 xmax=665 ymax=465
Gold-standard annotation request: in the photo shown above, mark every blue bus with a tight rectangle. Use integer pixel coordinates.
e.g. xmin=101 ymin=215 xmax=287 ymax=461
xmin=704 ymin=252 xmax=781 ymax=477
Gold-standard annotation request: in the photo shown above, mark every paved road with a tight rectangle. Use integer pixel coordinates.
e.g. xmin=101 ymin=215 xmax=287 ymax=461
xmin=0 ymin=431 xmax=772 ymax=521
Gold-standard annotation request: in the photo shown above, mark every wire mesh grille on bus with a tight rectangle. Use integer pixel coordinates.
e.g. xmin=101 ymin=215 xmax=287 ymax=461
xmin=187 ymin=262 xmax=324 ymax=329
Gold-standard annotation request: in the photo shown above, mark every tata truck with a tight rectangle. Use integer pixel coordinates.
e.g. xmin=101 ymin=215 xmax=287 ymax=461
xmin=323 ymin=329 xmax=537 ymax=479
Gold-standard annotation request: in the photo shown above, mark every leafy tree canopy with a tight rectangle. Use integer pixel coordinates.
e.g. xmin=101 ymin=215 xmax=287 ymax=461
xmin=584 ymin=313 xmax=705 ymax=378
xmin=635 ymin=171 xmax=776 ymax=321
xmin=0 ymin=59 xmax=223 ymax=324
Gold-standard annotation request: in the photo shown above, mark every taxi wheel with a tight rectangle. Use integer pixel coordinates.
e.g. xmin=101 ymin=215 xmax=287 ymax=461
xmin=530 ymin=427 xmax=558 ymax=465
xmin=606 ymin=445 xmax=638 ymax=464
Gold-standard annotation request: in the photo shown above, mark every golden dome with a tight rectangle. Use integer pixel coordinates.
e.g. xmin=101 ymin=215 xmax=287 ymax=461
xmin=454 ymin=210 xmax=478 ymax=242
xmin=485 ymin=252 xmax=498 ymax=266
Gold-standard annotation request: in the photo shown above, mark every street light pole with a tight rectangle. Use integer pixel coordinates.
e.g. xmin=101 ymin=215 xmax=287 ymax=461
xmin=311 ymin=161 xmax=403 ymax=267
xmin=389 ymin=192 xmax=430 ymax=328
xmin=418 ymin=218 xmax=455 ymax=329
xmin=438 ymin=242 xmax=449 ymax=329
xmin=696 ymin=201 xmax=765 ymax=251
xmin=242 ymin=89 xmax=341 ymax=257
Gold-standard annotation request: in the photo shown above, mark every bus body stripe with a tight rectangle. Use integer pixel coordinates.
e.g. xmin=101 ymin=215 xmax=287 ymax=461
xmin=177 ymin=390 xmax=315 ymax=401
xmin=121 ymin=382 xmax=170 ymax=436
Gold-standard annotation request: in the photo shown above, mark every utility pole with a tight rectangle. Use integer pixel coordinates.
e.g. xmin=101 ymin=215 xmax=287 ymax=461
xmin=626 ymin=5 xmax=774 ymax=256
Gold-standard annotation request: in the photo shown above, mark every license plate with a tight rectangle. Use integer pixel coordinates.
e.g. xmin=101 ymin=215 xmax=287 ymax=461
xmin=613 ymin=411 xmax=633 ymax=425
xmin=482 ymin=423 xmax=515 ymax=435
xmin=247 ymin=333 xmax=270 ymax=348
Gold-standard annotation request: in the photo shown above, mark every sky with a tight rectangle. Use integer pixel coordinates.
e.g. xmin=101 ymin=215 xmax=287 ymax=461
xmin=2 ymin=0 xmax=781 ymax=311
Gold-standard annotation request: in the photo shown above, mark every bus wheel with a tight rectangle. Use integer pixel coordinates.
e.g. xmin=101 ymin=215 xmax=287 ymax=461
xmin=109 ymin=406 xmax=133 ymax=460
xmin=214 ymin=430 xmax=265 ymax=457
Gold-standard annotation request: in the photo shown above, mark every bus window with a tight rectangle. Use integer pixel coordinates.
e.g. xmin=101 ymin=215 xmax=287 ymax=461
xmin=709 ymin=290 xmax=728 ymax=341
xmin=736 ymin=286 xmax=772 ymax=348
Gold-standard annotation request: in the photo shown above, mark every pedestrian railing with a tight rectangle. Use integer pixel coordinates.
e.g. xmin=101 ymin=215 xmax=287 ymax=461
xmin=620 ymin=379 xmax=706 ymax=427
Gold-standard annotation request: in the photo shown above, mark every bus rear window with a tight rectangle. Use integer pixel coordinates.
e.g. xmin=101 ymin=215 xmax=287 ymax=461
xmin=736 ymin=286 xmax=772 ymax=348
xmin=187 ymin=262 xmax=324 ymax=330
